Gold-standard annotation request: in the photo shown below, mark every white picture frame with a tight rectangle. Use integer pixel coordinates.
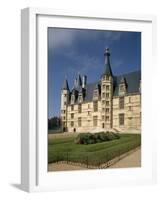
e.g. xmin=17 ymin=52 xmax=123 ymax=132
xmin=21 ymin=7 xmax=157 ymax=192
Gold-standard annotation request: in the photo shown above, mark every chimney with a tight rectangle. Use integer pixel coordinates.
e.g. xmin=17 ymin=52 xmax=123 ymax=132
xmin=82 ymin=75 xmax=87 ymax=88
xmin=74 ymin=78 xmax=77 ymax=88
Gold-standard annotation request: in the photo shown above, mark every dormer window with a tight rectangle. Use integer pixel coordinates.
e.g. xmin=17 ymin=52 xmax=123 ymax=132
xmin=93 ymin=84 xmax=100 ymax=100
xmin=71 ymin=95 xmax=75 ymax=104
xmin=119 ymin=77 xmax=126 ymax=96
xmin=102 ymin=75 xmax=109 ymax=81
xmin=119 ymin=85 xmax=125 ymax=93
xmin=93 ymin=90 xmax=98 ymax=100
xmin=78 ymin=95 xmax=83 ymax=103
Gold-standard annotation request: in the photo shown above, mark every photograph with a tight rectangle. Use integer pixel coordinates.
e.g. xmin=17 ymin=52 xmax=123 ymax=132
xmin=47 ymin=27 xmax=141 ymax=172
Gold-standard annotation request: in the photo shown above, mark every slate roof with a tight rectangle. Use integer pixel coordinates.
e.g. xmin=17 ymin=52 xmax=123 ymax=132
xmin=71 ymin=70 xmax=141 ymax=103
xmin=63 ymin=47 xmax=141 ymax=104
xmin=84 ymin=82 xmax=101 ymax=102
xmin=113 ymin=70 xmax=141 ymax=96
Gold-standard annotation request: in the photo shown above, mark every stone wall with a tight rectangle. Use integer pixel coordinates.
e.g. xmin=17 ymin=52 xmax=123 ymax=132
xmin=63 ymin=93 xmax=141 ymax=133
xmin=67 ymin=101 xmax=102 ymax=132
xmin=113 ymin=94 xmax=141 ymax=133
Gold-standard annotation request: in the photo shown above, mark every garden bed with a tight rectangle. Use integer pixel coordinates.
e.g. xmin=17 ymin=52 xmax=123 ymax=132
xmin=48 ymin=134 xmax=141 ymax=167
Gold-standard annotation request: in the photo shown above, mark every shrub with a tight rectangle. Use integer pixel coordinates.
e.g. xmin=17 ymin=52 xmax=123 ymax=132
xmin=75 ymin=132 xmax=120 ymax=145
xmin=75 ymin=133 xmax=95 ymax=145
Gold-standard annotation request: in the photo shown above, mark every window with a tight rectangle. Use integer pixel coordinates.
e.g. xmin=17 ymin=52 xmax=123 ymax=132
xmin=129 ymin=97 xmax=131 ymax=103
xmin=88 ymin=111 xmax=90 ymax=116
xmin=71 ymin=113 xmax=74 ymax=119
xmin=119 ymin=113 xmax=124 ymax=125
xmin=106 ymin=101 xmax=109 ymax=106
xmin=106 ymin=108 xmax=109 ymax=113
xmin=103 ymin=85 xmax=105 ymax=90
xmin=102 ymin=100 xmax=105 ymax=105
xmin=64 ymin=101 xmax=67 ymax=106
xmin=61 ymin=110 xmax=66 ymax=114
xmin=103 ymin=75 xmax=109 ymax=81
xmin=93 ymin=101 xmax=98 ymax=112
xmin=88 ymin=104 xmax=90 ymax=109
xmin=78 ymin=104 xmax=82 ymax=113
xmin=93 ymin=116 xmax=98 ymax=126
xmin=64 ymin=94 xmax=67 ymax=97
xmin=102 ymin=93 xmax=105 ymax=98
xmin=106 ymin=85 xmax=109 ymax=90
xmin=106 ymin=93 xmax=109 ymax=98
xmin=106 ymin=116 xmax=109 ymax=121
xmin=71 ymin=105 xmax=74 ymax=111
xmin=119 ymin=84 xmax=126 ymax=95
xmin=93 ymin=90 xmax=98 ymax=99
xmin=102 ymin=115 xmax=104 ymax=120
xmin=78 ymin=117 xmax=81 ymax=127
xmin=71 ymin=95 xmax=75 ymax=104
xmin=119 ymin=85 xmax=124 ymax=92
xmin=102 ymin=108 xmax=105 ymax=112
xmin=71 ymin=121 xmax=74 ymax=127
xmin=78 ymin=95 xmax=82 ymax=103
xmin=119 ymin=97 xmax=124 ymax=109
xmin=129 ymin=106 xmax=132 ymax=111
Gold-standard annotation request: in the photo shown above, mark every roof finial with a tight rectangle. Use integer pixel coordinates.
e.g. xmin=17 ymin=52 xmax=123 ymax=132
xmin=104 ymin=47 xmax=110 ymax=65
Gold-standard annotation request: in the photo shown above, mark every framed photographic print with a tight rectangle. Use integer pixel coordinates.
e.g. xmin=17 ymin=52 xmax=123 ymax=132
xmin=21 ymin=8 xmax=156 ymax=192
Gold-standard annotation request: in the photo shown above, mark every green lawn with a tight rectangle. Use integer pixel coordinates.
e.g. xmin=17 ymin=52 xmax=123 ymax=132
xmin=48 ymin=134 xmax=141 ymax=166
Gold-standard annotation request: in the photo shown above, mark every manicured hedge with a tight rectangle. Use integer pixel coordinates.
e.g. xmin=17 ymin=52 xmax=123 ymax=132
xmin=74 ymin=132 xmax=120 ymax=145
xmin=48 ymin=134 xmax=141 ymax=165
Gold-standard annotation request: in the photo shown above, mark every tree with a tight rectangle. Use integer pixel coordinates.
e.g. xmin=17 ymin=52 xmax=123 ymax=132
xmin=48 ymin=116 xmax=61 ymax=130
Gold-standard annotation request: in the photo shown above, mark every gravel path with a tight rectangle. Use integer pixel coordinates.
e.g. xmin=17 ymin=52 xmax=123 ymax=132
xmin=109 ymin=148 xmax=141 ymax=168
xmin=48 ymin=148 xmax=141 ymax=172
xmin=48 ymin=163 xmax=87 ymax=172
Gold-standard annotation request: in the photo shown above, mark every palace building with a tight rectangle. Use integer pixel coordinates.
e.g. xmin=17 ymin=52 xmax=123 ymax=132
xmin=60 ymin=48 xmax=141 ymax=133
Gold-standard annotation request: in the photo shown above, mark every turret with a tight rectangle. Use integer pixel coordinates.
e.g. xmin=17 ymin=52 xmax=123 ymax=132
xmin=60 ymin=78 xmax=70 ymax=132
xmin=101 ymin=48 xmax=113 ymax=130
xmin=61 ymin=78 xmax=70 ymax=108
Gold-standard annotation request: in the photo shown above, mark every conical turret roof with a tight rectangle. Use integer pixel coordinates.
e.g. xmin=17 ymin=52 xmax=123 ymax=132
xmin=102 ymin=48 xmax=113 ymax=77
xmin=62 ymin=79 xmax=69 ymax=90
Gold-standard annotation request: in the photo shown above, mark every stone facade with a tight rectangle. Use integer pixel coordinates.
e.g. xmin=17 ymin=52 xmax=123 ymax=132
xmin=60 ymin=48 xmax=141 ymax=133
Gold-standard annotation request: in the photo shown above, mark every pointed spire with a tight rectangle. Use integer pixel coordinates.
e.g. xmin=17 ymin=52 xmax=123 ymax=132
xmin=62 ymin=78 xmax=69 ymax=90
xmin=102 ymin=48 xmax=113 ymax=77
xmin=77 ymin=72 xmax=82 ymax=87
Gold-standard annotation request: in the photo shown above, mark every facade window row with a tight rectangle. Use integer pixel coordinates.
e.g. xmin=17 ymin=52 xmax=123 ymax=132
xmin=102 ymin=85 xmax=110 ymax=90
xmin=70 ymin=113 xmax=125 ymax=127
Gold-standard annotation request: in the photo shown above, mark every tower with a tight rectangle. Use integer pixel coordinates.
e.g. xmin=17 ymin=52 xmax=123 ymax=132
xmin=60 ymin=78 xmax=70 ymax=132
xmin=101 ymin=48 xmax=113 ymax=130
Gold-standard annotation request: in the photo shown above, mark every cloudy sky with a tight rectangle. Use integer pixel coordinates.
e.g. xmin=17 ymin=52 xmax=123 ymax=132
xmin=48 ymin=28 xmax=141 ymax=118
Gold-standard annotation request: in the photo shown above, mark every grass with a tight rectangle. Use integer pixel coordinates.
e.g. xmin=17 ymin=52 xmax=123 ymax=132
xmin=48 ymin=133 xmax=141 ymax=166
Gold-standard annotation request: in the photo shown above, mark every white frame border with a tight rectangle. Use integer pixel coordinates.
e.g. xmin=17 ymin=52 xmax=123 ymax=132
xmin=21 ymin=7 xmax=157 ymax=192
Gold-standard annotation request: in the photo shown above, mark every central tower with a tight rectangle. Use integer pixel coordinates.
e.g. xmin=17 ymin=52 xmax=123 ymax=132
xmin=101 ymin=48 xmax=113 ymax=130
